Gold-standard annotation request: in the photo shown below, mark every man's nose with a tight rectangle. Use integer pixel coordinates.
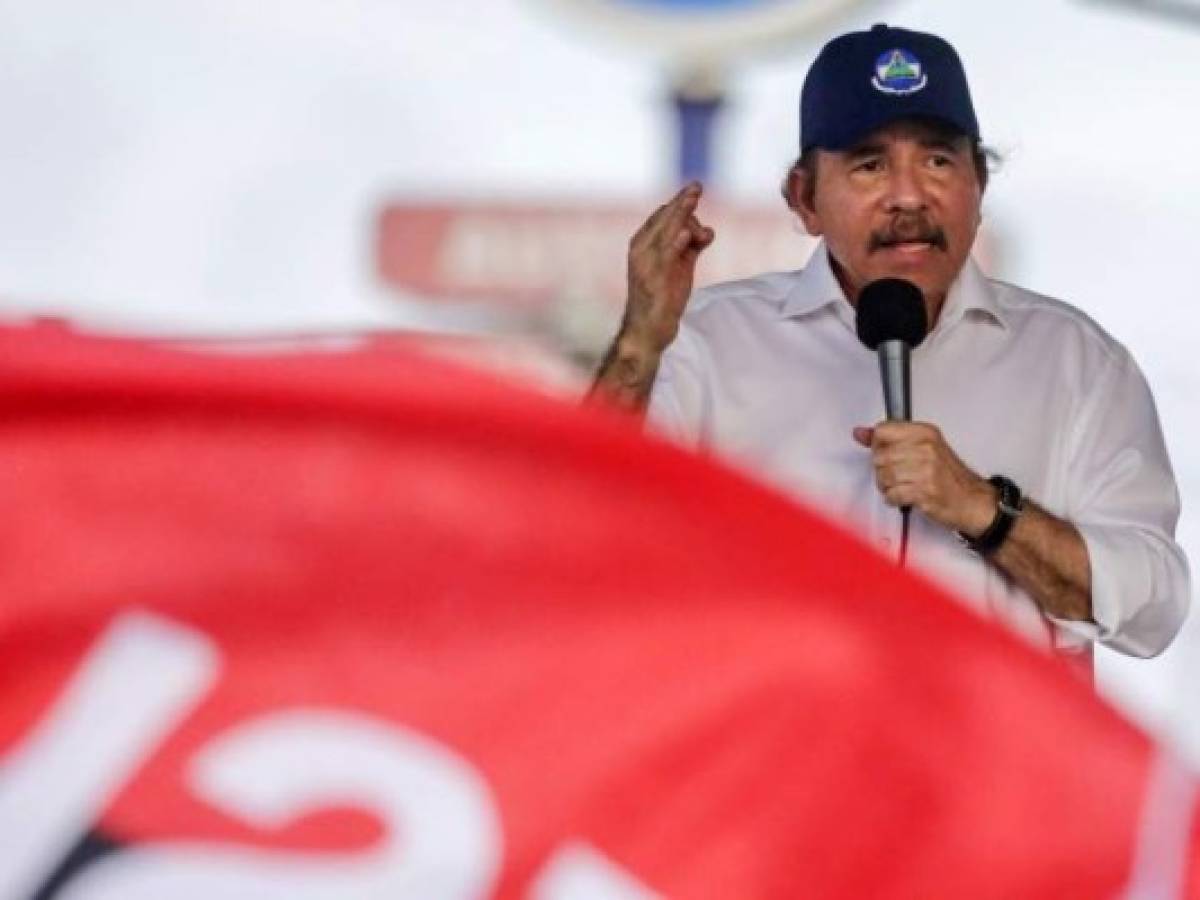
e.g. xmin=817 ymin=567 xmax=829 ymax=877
xmin=883 ymin=162 xmax=927 ymax=212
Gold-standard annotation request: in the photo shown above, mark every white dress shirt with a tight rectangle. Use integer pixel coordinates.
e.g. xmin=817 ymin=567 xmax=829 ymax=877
xmin=647 ymin=242 xmax=1189 ymax=658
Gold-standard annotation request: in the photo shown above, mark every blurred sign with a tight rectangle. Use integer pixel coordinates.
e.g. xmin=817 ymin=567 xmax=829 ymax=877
xmin=376 ymin=201 xmax=816 ymax=309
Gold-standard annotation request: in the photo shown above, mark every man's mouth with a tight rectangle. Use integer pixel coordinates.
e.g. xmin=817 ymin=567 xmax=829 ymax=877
xmin=869 ymin=223 xmax=948 ymax=254
xmin=881 ymin=239 xmax=940 ymax=255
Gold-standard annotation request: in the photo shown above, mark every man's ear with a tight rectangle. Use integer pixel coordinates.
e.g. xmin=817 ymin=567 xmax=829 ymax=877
xmin=786 ymin=165 xmax=823 ymax=237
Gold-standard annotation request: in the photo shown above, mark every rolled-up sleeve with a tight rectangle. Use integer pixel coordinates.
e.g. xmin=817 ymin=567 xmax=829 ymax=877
xmin=1054 ymin=348 xmax=1191 ymax=657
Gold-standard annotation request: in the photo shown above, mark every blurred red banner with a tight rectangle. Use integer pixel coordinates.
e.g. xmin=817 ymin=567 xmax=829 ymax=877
xmin=0 ymin=326 xmax=1196 ymax=898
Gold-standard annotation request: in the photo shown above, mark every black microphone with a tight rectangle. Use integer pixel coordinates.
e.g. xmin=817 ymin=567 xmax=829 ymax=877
xmin=855 ymin=278 xmax=929 ymax=566
xmin=856 ymin=278 xmax=928 ymax=421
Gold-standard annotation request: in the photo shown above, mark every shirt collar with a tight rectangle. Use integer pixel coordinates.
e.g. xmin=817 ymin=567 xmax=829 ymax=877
xmin=778 ymin=242 xmax=847 ymax=320
xmin=933 ymin=253 xmax=1009 ymax=334
xmin=779 ymin=240 xmax=1009 ymax=333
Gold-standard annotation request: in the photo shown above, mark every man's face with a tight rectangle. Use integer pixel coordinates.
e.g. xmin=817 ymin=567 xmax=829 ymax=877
xmin=792 ymin=120 xmax=983 ymax=315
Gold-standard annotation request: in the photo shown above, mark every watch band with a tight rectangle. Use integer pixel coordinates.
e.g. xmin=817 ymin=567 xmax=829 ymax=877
xmin=961 ymin=476 xmax=1023 ymax=556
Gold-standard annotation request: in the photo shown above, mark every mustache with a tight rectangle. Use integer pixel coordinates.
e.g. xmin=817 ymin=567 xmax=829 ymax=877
xmin=869 ymin=215 xmax=948 ymax=253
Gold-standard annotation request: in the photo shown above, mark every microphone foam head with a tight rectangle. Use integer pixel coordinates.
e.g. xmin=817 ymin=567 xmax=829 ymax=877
xmin=855 ymin=278 xmax=929 ymax=349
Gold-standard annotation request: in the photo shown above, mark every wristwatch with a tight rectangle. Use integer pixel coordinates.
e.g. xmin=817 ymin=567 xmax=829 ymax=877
xmin=960 ymin=476 xmax=1023 ymax=556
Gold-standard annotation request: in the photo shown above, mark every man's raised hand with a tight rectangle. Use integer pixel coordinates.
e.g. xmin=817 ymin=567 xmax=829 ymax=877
xmin=588 ymin=183 xmax=715 ymax=413
xmin=624 ymin=181 xmax=715 ymax=353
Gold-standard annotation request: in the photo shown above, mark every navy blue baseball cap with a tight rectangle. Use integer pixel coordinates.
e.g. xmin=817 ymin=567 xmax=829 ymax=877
xmin=800 ymin=23 xmax=980 ymax=152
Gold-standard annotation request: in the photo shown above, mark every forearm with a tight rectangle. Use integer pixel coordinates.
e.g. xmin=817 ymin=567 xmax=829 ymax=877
xmin=586 ymin=333 xmax=663 ymax=415
xmin=987 ymin=500 xmax=1092 ymax=623
xmin=862 ymin=421 xmax=1095 ymax=623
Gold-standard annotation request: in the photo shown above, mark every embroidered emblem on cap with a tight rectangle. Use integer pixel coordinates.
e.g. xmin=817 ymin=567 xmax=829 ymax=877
xmin=872 ymin=49 xmax=927 ymax=95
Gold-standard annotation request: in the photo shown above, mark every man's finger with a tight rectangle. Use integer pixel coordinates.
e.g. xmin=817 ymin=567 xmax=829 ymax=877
xmin=876 ymin=420 xmax=940 ymax=442
xmin=669 ymin=215 xmax=716 ymax=259
xmin=630 ymin=205 xmax=670 ymax=251
xmin=685 ymin=215 xmax=715 ymax=247
xmin=634 ymin=182 xmax=697 ymax=243
xmin=871 ymin=421 xmax=904 ymax=444
xmin=671 ymin=227 xmax=694 ymax=254
xmin=884 ymin=487 xmax=911 ymax=508
xmin=659 ymin=182 xmax=703 ymax=240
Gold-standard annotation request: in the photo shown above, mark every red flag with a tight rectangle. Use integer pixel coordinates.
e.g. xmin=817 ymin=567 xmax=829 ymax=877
xmin=0 ymin=324 xmax=1193 ymax=899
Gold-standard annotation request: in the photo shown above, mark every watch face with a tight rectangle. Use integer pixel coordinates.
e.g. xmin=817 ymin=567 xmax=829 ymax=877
xmin=989 ymin=476 xmax=1022 ymax=510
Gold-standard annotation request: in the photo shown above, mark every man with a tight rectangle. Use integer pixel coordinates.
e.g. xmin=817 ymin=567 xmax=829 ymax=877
xmin=590 ymin=24 xmax=1189 ymax=659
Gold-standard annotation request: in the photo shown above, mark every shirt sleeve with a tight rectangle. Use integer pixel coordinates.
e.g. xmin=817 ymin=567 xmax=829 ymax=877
xmin=645 ymin=323 xmax=711 ymax=449
xmin=1051 ymin=347 xmax=1191 ymax=658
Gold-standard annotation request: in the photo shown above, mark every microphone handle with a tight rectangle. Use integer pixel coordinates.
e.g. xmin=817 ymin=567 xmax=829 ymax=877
xmin=877 ymin=341 xmax=914 ymax=561
xmin=876 ymin=340 xmax=912 ymax=422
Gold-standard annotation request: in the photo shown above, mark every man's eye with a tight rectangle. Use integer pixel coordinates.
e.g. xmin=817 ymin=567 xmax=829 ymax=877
xmin=929 ymin=154 xmax=954 ymax=168
xmin=854 ymin=159 xmax=883 ymax=173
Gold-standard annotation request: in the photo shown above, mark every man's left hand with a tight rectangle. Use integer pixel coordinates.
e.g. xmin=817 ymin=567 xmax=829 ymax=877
xmin=852 ymin=422 xmax=995 ymax=536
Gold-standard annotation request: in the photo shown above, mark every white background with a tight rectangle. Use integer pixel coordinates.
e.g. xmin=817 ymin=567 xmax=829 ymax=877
xmin=1 ymin=0 xmax=1198 ymax=757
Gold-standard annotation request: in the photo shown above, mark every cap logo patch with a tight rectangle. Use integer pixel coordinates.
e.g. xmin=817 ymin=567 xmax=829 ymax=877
xmin=872 ymin=49 xmax=927 ymax=96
